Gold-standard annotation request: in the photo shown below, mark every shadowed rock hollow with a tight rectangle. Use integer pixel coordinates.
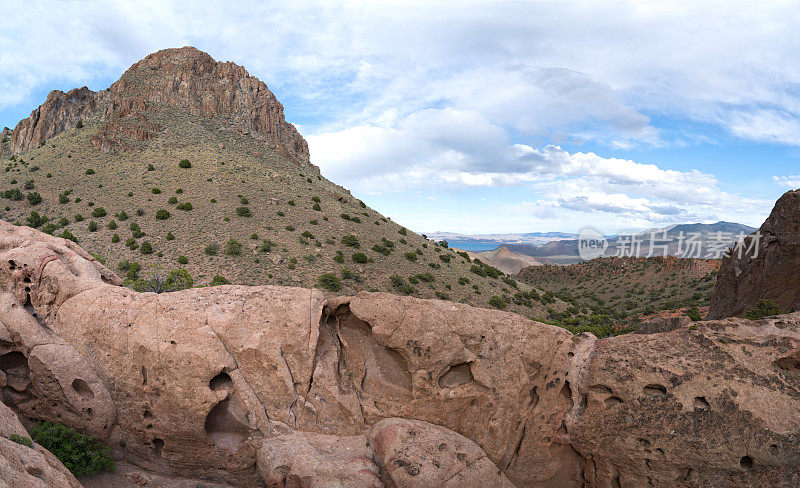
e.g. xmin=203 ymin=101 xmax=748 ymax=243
xmin=1 ymin=220 xmax=800 ymax=487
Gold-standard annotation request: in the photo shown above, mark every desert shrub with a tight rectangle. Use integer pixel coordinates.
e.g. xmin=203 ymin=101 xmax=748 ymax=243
xmin=236 ymin=206 xmax=252 ymax=217
xmin=287 ymin=200 xmax=295 ymax=206
xmin=151 ymin=188 xmax=162 ymax=195
xmin=166 ymin=231 xmax=175 ymax=240
xmin=258 ymin=239 xmax=274 ymax=253
xmin=59 ymin=230 xmax=77 ymax=243
xmin=4 ymin=188 xmax=22 ymax=201
xmin=59 ymin=192 xmax=70 ymax=204
xmin=372 ymin=244 xmax=390 ymax=255
xmin=166 ymin=269 xmax=194 ymax=291
xmin=439 ymin=254 xmax=452 ymax=263
xmin=340 ymin=213 xmax=361 ymax=223
xmin=389 ymin=275 xmax=414 ymax=295
xmin=111 ymin=233 xmax=120 ymax=243
xmin=27 ymin=192 xmax=42 ymax=205
xmin=168 ymin=196 xmax=178 ymax=204
xmin=415 ymin=272 xmax=435 ymax=282
xmin=176 ymin=188 xmax=184 ymax=194
xmin=744 ymin=300 xmax=786 ymax=320
xmin=403 ymin=252 xmax=417 ymax=262
xmin=285 ymin=225 xmax=295 ymax=231
xmin=250 ymin=233 xmax=259 ymax=240
xmin=107 ymin=220 xmax=117 ymax=230
xmin=115 ymin=210 xmax=128 ymax=221
xmin=686 ymin=306 xmax=702 ymax=321
xmin=210 ymin=275 xmax=229 ymax=286
xmin=340 ymin=268 xmax=363 ymax=282
xmin=204 ymin=243 xmax=219 ymax=256
xmin=30 ymin=421 xmax=114 ymax=475
xmin=489 ymin=296 xmax=508 ymax=309
xmin=435 ymin=291 xmax=449 ymax=300
xmin=178 ymin=159 xmax=192 ymax=168
xmin=88 ymin=221 xmax=98 ymax=232
xmin=177 ymin=255 xmax=188 ymax=265
xmin=458 ymin=277 xmax=470 ymax=285
xmin=91 ymin=207 xmax=106 ymax=218
xmin=140 ymin=241 xmax=153 ymax=254
xmin=24 ymin=179 xmax=34 ymax=189
xmin=502 ymin=276 xmax=518 ymax=289
xmin=277 ymin=211 xmax=285 ymax=216
xmin=26 ymin=211 xmax=47 ymax=228
xmin=155 ymin=209 xmax=170 ymax=220
xmin=238 ymin=196 xmax=249 ymax=204
xmin=352 ymin=252 xmax=368 ymax=263
xmin=176 ymin=202 xmax=192 ymax=211
xmin=75 ymin=120 xmax=84 ymax=129
xmin=456 ymin=251 xmax=470 ymax=261
xmin=341 ymin=235 xmax=360 ymax=248
xmin=313 ymin=203 xmax=321 ymax=211
xmin=85 ymin=168 xmax=95 ymax=175
xmin=225 ymin=239 xmax=242 ymax=255
xmin=317 ymin=273 xmax=341 ymax=291
xmin=301 ymin=230 xmax=314 ymax=239
xmin=58 ymin=217 xmax=69 ymax=227
xmin=147 ymin=164 xmax=155 ymax=171
xmin=398 ymin=228 xmax=407 ymax=236
xmin=10 ymin=433 xmax=33 ymax=447
xmin=41 ymin=222 xmax=57 ymax=234
xmin=333 ymin=252 xmax=344 ymax=263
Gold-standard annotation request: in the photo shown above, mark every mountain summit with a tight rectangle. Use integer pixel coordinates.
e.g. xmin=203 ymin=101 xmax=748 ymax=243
xmin=0 ymin=47 xmax=551 ymax=317
xmin=10 ymin=47 xmax=309 ymax=164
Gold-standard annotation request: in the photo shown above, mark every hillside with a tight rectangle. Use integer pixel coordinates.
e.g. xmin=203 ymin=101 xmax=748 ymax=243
xmin=518 ymin=256 xmax=720 ymax=335
xmin=464 ymin=246 xmax=544 ymax=274
xmin=0 ymin=47 xmax=556 ymax=317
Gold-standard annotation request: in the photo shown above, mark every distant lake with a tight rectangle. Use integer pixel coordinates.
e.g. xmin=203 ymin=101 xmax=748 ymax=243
xmin=445 ymin=240 xmax=502 ymax=252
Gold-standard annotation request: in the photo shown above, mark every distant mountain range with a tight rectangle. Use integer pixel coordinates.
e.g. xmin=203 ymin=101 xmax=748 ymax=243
xmin=431 ymin=221 xmax=757 ymax=265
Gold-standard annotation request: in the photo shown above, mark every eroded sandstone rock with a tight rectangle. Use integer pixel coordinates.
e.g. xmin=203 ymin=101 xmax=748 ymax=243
xmin=2 ymin=220 xmax=800 ymax=487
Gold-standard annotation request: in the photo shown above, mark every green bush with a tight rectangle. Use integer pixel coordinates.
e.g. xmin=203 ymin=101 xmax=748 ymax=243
xmin=151 ymin=188 xmax=161 ymax=194
xmin=686 ymin=306 xmax=702 ymax=321
xmin=210 ymin=275 xmax=229 ymax=286
xmin=166 ymin=269 xmax=194 ymax=291
xmin=115 ymin=210 xmax=128 ymax=221
xmin=178 ymin=159 xmax=192 ymax=168
xmin=88 ymin=221 xmax=98 ymax=232
xmin=744 ymin=300 xmax=786 ymax=320
xmin=225 ymin=239 xmax=242 ymax=255
xmin=30 ymin=421 xmax=114 ymax=475
xmin=59 ymin=192 xmax=70 ymax=204
xmin=25 ymin=211 xmax=47 ymax=228
xmin=341 ymin=235 xmax=360 ymax=248
xmin=155 ymin=209 xmax=170 ymax=220
xmin=107 ymin=220 xmax=117 ymax=230
xmin=76 ymin=120 xmax=84 ymax=129
xmin=285 ymin=225 xmax=295 ymax=231
xmin=204 ymin=243 xmax=218 ymax=256
xmin=489 ymin=296 xmax=508 ymax=309
xmin=176 ymin=202 xmax=192 ymax=211
xmin=341 ymin=268 xmax=363 ymax=282
xmin=389 ymin=275 xmax=414 ymax=295
xmin=24 ymin=179 xmax=34 ymax=190
xmin=177 ymin=255 xmax=188 ymax=265
xmin=147 ymin=164 xmax=155 ymax=171
xmin=313 ymin=203 xmax=321 ymax=211
xmin=236 ymin=206 xmax=252 ymax=217
xmin=318 ymin=273 xmax=341 ymax=291
xmin=166 ymin=231 xmax=175 ymax=240
xmin=85 ymin=168 xmax=95 ymax=175
xmin=27 ymin=192 xmax=42 ymax=205
xmin=168 ymin=196 xmax=178 ymax=204
xmin=403 ymin=252 xmax=417 ymax=262
xmin=111 ymin=233 xmax=120 ymax=243
xmin=92 ymin=207 xmax=106 ymax=218
xmin=140 ymin=241 xmax=153 ymax=254
xmin=398 ymin=228 xmax=407 ymax=236
xmin=10 ymin=433 xmax=33 ymax=447
xmin=352 ymin=252 xmax=368 ymax=263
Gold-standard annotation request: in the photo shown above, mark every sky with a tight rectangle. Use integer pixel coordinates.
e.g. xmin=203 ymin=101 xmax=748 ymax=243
xmin=2 ymin=1 xmax=800 ymax=235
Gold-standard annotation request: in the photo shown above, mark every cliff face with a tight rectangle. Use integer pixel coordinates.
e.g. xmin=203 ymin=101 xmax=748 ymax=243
xmin=10 ymin=47 xmax=310 ymax=164
xmin=708 ymin=189 xmax=800 ymax=318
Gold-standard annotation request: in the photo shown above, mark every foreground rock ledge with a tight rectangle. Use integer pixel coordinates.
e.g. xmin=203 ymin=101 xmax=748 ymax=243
xmin=1 ymin=221 xmax=799 ymax=488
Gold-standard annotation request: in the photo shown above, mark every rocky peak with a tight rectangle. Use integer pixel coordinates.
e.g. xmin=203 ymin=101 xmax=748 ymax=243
xmin=10 ymin=47 xmax=310 ymax=165
xmin=708 ymin=188 xmax=800 ymax=318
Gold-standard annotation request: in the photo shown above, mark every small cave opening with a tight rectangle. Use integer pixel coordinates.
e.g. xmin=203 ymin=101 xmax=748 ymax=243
xmin=643 ymin=384 xmax=667 ymax=396
xmin=693 ymin=396 xmax=710 ymax=409
xmin=152 ymin=438 xmax=164 ymax=457
xmin=71 ymin=378 xmax=94 ymax=399
xmin=204 ymin=399 xmax=249 ymax=451
xmin=740 ymin=455 xmax=753 ymax=470
xmin=438 ymin=362 xmax=473 ymax=389
xmin=209 ymin=371 xmax=233 ymax=391
xmin=0 ymin=351 xmax=30 ymax=392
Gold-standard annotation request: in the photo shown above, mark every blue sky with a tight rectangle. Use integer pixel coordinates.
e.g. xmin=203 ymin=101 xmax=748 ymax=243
xmin=2 ymin=1 xmax=800 ymax=235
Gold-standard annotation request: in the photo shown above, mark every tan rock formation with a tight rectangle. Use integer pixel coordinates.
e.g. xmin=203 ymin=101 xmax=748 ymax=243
xmin=2 ymin=220 xmax=800 ymax=487
xmin=10 ymin=47 xmax=310 ymax=165
xmin=465 ymin=247 xmax=543 ymax=275
xmin=709 ymin=188 xmax=800 ymax=318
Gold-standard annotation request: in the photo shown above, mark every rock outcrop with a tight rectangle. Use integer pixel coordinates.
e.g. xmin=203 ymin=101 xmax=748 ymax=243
xmin=10 ymin=47 xmax=310 ymax=165
xmin=2 ymin=220 xmax=800 ymax=487
xmin=709 ymin=189 xmax=800 ymax=318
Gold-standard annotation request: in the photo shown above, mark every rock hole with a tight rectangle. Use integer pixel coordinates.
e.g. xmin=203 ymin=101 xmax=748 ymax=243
xmin=71 ymin=378 xmax=94 ymax=399
xmin=529 ymin=386 xmax=539 ymax=409
xmin=693 ymin=396 xmax=710 ymax=409
xmin=26 ymin=466 xmax=44 ymax=479
xmin=204 ymin=399 xmax=249 ymax=450
xmin=611 ymin=476 xmax=621 ymax=488
xmin=141 ymin=366 xmax=147 ymax=385
xmin=769 ymin=444 xmax=778 ymax=453
xmin=559 ymin=380 xmax=573 ymax=411
xmin=210 ymin=371 xmax=233 ymax=391
xmin=775 ymin=353 xmax=800 ymax=372
xmin=605 ymin=396 xmax=623 ymax=407
xmin=740 ymin=456 xmax=753 ymax=470
xmin=144 ymin=409 xmax=153 ymax=419
xmin=0 ymin=351 xmax=30 ymax=392
xmin=438 ymin=362 xmax=473 ymax=388
xmin=8 ymin=260 xmax=16 ymax=270
xmin=153 ymin=438 xmax=164 ymax=457
xmin=643 ymin=384 xmax=667 ymax=396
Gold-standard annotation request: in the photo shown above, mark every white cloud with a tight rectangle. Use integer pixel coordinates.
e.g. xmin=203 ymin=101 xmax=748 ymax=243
xmin=773 ymin=175 xmax=800 ymax=188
